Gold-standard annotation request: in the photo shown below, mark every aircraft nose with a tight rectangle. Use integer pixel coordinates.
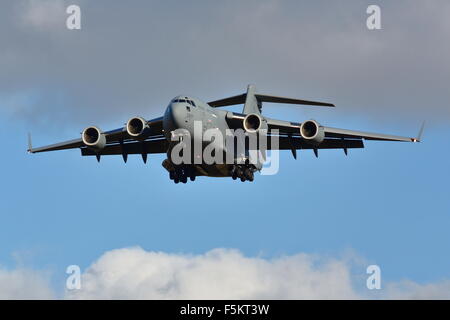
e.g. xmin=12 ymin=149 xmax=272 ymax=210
xmin=171 ymin=103 xmax=183 ymax=119
xmin=168 ymin=103 xmax=186 ymax=128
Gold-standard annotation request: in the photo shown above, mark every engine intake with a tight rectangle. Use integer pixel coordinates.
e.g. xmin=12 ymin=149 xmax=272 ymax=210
xmin=82 ymin=126 xmax=106 ymax=151
xmin=243 ymin=113 xmax=268 ymax=133
xmin=126 ymin=117 xmax=150 ymax=138
xmin=300 ymin=120 xmax=325 ymax=145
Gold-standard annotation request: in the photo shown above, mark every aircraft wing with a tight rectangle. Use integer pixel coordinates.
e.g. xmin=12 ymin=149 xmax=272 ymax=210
xmin=264 ymin=135 xmax=364 ymax=150
xmin=322 ymin=126 xmax=422 ymax=142
xmin=28 ymin=116 xmax=165 ymax=153
xmin=225 ymin=112 xmax=423 ymax=144
xmin=266 ymin=120 xmax=422 ymax=143
xmin=80 ymin=138 xmax=168 ymax=156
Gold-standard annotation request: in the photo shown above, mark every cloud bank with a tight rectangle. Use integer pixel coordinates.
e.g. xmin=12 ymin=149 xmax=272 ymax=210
xmin=0 ymin=267 xmax=54 ymax=299
xmin=66 ymin=248 xmax=358 ymax=299
xmin=3 ymin=247 xmax=450 ymax=299
xmin=1 ymin=0 xmax=450 ymax=131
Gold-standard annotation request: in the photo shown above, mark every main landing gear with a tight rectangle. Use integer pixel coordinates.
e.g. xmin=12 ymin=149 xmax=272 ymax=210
xmin=169 ymin=166 xmax=196 ymax=184
xmin=230 ymin=165 xmax=255 ymax=182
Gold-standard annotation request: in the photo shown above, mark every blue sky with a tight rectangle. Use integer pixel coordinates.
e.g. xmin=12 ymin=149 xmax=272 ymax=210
xmin=1 ymin=111 xmax=449 ymax=293
xmin=1 ymin=0 xmax=450 ymax=298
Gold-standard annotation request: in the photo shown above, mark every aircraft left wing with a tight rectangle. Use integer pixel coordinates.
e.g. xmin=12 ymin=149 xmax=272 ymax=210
xmin=80 ymin=138 xmax=168 ymax=156
xmin=28 ymin=116 xmax=164 ymax=153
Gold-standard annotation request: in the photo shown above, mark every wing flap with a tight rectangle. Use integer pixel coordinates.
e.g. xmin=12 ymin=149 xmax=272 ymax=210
xmin=263 ymin=136 xmax=364 ymax=150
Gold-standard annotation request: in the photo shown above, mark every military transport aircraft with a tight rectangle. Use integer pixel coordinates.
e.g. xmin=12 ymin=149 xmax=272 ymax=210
xmin=28 ymin=85 xmax=423 ymax=183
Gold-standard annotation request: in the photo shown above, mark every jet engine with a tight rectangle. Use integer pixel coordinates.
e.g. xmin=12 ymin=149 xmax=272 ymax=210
xmin=126 ymin=116 xmax=150 ymax=139
xmin=300 ymin=120 xmax=325 ymax=145
xmin=243 ymin=113 xmax=268 ymax=134
xmin=82 ymin=126 xmax=106 ymax=151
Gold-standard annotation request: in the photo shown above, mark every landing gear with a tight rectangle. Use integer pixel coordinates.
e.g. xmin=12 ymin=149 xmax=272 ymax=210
xmin=230 ymin=164 xmax=256 ymax=182
xmin=169 ymin=165 xmax=196 ymax=184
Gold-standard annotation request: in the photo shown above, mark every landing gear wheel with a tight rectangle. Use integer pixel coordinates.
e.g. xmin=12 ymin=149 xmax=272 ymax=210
xmin=231 ymin=167 xmax=238 ymax=180
xmin=244 ymin=168 xmax=252 ymax=180
xmin=236 ymin=168 xmax=243 ymax=179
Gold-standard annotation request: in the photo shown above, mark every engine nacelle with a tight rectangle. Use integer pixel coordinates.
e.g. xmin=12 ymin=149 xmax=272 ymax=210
xmin=82 ymin=126 xmax=106 ymax=151
xmin=300 ymin=120 xmax=325 ymax=145
xmin=243 ymin=113 xmax=268 ymax=134
xmin=126 ymin=116 xmax=150 ymax=139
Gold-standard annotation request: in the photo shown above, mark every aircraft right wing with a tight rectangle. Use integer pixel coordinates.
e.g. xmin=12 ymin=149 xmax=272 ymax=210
xmin=28 ymin=116 xmax=165 ymax=154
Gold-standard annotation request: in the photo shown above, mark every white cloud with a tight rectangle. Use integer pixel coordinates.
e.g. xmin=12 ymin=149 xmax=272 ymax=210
xmin=0 ymin=267 xmax=54 ymax=299
xmin=64 ymin=247 xmax=450 ymax=300
xmin=65 ymin=247 xmax=359 ymax=299
xmin=1 ymin=247 xmax=449 ymax=299
xmin=384 ymin=280 xmax=450 ymax=299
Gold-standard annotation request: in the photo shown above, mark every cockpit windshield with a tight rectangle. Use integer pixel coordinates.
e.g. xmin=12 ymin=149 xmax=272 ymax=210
xmin=172 ymin=98 xmax=196 ymax=106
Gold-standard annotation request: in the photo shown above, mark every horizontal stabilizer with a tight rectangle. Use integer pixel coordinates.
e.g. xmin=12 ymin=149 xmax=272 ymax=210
xmin=254 ymin=94 xmax=334 ymax=107
xmin=208 ymin=88 xmax=334 ymax=109
xmin=208 ymin=94 xmax=246 ymax=107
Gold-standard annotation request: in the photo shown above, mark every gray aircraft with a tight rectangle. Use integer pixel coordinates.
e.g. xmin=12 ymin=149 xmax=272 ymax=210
xmin=28 ymin=85 xmax=423 ymax=183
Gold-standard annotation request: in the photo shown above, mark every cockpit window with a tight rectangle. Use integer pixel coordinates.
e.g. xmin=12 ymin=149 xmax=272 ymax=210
xmin=172 ymin=98 xmax=196 ymax=106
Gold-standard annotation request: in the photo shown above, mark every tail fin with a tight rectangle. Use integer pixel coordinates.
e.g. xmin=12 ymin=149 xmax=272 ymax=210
xmin=242 ymin=84 xmax=261 ymax=114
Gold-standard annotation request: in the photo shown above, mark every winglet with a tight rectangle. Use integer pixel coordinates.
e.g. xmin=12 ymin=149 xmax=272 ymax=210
xmin=27 ymin=133 xmax=34 ymax=153
xmin=412 ymin=121 xmax=425 ymax=143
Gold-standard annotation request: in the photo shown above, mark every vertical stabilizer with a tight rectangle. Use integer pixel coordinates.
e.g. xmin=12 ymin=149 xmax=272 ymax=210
xmin=242 ymin=85 xmax=261 ymax=114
